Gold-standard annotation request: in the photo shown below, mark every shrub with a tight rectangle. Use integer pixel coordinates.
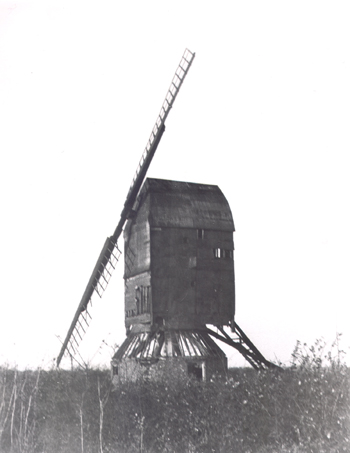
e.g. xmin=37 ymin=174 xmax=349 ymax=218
xmin=0 ymin=337 xmax=349 ymax=452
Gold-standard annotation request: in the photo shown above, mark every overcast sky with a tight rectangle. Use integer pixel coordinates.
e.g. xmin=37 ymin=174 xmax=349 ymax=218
xmin=1 ymin=1 xmax=349 ymax=369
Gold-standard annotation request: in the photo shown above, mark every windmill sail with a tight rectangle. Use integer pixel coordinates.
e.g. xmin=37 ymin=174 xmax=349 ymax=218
xmin=57 ymin=49 xmax=195 ymax=367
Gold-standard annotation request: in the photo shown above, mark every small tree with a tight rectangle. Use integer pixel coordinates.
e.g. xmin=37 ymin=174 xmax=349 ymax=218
xmin=97 ymin=373 xmax=111 ymax=453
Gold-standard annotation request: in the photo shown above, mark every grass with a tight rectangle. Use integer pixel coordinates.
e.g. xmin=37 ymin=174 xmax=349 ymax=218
xmin=0 ymin=336 xmax=349 ymax=452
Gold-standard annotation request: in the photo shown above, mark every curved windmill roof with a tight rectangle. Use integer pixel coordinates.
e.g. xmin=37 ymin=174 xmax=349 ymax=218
xmin=137 ymin=178 xmax=234 ymax=231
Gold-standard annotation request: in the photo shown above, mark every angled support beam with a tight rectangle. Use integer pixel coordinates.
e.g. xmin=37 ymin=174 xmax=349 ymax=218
xmin=206 ymin=324 xmax=282 ymax=371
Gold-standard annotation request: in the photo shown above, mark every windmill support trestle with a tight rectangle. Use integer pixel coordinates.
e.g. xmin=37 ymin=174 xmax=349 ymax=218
xmin=206 ymin=323 xmax=282 ymax=371
xmin=111 ymin=328 xmax=228 ymax=383
xmin=111 ymin=323 xmax=281 ymax=383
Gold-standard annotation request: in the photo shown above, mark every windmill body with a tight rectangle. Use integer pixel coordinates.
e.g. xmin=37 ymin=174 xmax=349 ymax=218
xmin=111 ymin=178 xmax=236 ymax=381
xmin=124 ymin=178 xmax=235 ymax=329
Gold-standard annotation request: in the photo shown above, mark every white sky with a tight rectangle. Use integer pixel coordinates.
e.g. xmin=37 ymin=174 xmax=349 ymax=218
xmin=0 ymin=1 xmax=349 ymax=369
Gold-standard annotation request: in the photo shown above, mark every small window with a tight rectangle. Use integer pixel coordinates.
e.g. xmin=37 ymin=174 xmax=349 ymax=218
xmin=112 ymin=365 xmax=118 ymax=376
xmin=134 ymin=285 xmax=151 ymax=315
xmin=213 ymin=248 xmax=221 ymax=258
xmin=197 ymin=229 xmax=204 ymax=239
xmin=187 ymin=362 xmax=203 ymax=381
xmin=214 ymin=248 xmax=233 ymax=259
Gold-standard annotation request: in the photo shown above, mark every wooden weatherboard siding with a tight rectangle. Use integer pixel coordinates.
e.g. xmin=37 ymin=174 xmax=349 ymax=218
xmin=123 ymin=178 xmax=235 ymax=330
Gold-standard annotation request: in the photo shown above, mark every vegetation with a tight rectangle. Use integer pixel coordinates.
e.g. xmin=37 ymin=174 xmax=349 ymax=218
xmin=0 ymin=337 xmax=349 ymax=453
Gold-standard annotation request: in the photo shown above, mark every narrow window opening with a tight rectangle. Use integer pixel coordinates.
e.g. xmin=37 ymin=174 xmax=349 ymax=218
xmin=134 ymin=285 xmax=151 ymax=315
xmin=214 ymin=248 xmax=221 ymax=258
xmin=197 ymin=229 xmax=204 ymax=239
xmin=112 ymin=365 xmax=118 ymax=376
xmin=214 ymin=248 xmax=233 ymax=259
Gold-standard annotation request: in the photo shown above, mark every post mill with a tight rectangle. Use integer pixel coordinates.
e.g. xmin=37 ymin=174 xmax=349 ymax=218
xmin=57 ymin=49 xmax=279 ymax=381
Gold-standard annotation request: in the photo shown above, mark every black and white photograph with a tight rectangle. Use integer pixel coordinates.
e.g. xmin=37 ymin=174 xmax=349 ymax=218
xmin=0 ymin=1 xmax=349 ymax=451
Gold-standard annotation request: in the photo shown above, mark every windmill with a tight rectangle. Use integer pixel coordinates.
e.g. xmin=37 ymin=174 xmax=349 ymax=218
xmin=57 ymin=49 xmax=279 ymax=379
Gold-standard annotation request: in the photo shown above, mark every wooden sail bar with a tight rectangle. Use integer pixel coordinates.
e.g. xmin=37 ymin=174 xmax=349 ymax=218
xmin=57 ymin=49 xmax=195 ymax=367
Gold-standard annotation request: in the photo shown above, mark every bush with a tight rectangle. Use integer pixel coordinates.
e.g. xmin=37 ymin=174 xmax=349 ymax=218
xmin=0 ymin=337 xmax=349 ymax=452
